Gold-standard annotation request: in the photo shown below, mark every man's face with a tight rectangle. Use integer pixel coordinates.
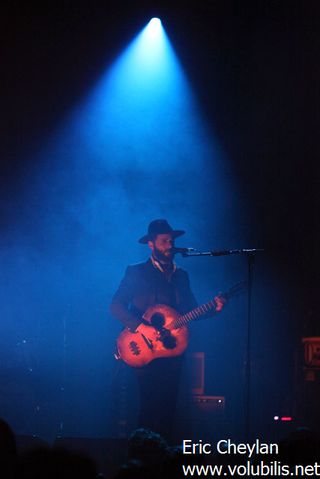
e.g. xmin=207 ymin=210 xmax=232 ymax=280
xmin=148 ymin=233 xmax=175 ymax=262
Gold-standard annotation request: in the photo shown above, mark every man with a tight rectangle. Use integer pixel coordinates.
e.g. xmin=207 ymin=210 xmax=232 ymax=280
xmin=110 ymin=219 xmax=225 ymax=440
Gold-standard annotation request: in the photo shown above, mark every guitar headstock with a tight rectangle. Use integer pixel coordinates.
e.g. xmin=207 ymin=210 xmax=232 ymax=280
xmin=219 ymin=280 xmax=247 ymax=301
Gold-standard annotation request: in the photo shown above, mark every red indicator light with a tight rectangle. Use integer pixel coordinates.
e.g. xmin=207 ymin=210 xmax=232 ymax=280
xmin=281 ymin=416 xmax=292 ymax=422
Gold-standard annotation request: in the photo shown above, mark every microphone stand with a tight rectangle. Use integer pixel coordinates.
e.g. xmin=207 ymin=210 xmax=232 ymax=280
xmin=180 ymin=247 xmax=264 ymax=441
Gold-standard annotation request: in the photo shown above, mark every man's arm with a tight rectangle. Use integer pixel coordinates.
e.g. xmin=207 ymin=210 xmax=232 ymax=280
xmin=110 ymin=266 xmax=141 ymax=331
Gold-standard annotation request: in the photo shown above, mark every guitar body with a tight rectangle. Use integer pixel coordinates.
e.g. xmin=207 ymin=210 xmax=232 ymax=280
xmin=116 ymin=304 xmax=188 ymax=367
xmin=115 ymin=282 xmax=243 ymax=367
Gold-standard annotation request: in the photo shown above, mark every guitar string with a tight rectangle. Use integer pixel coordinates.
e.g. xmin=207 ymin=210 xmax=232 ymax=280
xmin=173 ymin=300 xmax=217 ymax=329
xmin=171 ymin=283 xmax=242 ymax=329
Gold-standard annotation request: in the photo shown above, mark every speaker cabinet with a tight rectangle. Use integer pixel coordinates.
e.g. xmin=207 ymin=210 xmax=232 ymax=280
xmin=190 ymin=396 xmax=225 ymax=441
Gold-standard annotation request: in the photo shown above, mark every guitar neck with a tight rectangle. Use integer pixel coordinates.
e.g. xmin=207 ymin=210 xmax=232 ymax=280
xmin=173 ymin=299 xmax=218 ymax=329
xmin=172 ymin=281 xmax=244 ymax=329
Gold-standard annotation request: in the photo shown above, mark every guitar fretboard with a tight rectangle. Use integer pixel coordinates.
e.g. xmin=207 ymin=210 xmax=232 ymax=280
xmin=171 ymin=281 xmax=244 ymax=329
xmin=172 ymin=299 xmax=218 ymax=329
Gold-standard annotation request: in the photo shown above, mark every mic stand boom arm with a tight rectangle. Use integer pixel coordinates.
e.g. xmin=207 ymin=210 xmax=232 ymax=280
xmin=180 ymin=248 xmax=264 ymax=257
xmin=179 ymin=246 xmax=264 ymax=441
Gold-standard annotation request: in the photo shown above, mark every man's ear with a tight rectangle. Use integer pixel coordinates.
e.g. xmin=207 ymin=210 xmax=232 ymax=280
xmin=147 ymin=240 xmax=154 ymax=252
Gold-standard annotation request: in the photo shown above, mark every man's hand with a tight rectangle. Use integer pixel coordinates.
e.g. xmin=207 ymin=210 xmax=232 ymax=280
xmin=214 ymin=295 xmax=226 ymax=312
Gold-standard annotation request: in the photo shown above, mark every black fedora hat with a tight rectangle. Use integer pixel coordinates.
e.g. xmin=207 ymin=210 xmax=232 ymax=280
xmin=138 ymin=219 xmax=185 ymax=244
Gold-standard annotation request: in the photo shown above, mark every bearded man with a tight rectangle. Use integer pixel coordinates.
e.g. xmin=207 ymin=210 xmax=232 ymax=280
xmin=110 ymin=219 xmax=224 ymax=441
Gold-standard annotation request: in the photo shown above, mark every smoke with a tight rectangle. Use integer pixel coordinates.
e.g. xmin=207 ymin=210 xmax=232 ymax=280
xmin=0 ymin=19 xmax=250 ymax=440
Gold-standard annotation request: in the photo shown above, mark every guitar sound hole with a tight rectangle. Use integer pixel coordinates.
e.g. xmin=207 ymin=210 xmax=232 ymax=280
xmin=129 ymin=341 xmax=141 ymax=356
xmin=150 ymin=313 xmax=165 ymax=330
xmin=157 ymin=328 xmax=177 ymax=350
xmin=161 ymin=333 xmax=177 ymax=350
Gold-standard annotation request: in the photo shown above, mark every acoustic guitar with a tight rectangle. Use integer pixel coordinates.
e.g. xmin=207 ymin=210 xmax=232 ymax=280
xmin=115 ymin=282 xmax=244 ymax=367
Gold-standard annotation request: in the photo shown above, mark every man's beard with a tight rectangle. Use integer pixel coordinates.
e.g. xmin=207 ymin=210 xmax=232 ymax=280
xmin=152 ymin=246 xmax=174 ymax=264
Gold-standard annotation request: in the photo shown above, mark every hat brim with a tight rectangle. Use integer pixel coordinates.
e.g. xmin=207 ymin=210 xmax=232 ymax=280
xmin=138 ymin=230 xmax=185 ymax=244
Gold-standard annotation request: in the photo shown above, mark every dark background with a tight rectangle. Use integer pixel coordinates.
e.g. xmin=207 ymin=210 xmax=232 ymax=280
xmin=1 ymin=1 xmax=319 ymax=442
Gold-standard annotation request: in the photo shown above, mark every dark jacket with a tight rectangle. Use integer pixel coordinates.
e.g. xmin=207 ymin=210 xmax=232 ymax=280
xmin=110 ymin=259 xmax=197 ymax=330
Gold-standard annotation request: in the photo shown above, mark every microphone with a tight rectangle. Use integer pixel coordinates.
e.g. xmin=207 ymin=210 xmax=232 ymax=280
xmin=171 ymin=247 xmax=195 ymax=255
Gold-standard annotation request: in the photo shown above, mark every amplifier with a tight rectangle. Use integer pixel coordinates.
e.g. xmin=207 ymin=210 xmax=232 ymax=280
xmin=190 ymin=396 xmax=226 ymax=441
xmin=192 ymin=395 xmax=225 ymax=412
xmin=303 ymin=337 xmax=320 ymax=369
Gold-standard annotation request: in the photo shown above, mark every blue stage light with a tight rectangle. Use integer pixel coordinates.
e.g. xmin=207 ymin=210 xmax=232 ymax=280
xmin=147 ymin=17 xmax=161 ymax=33
xmin=149 ymin=17 xmax=161 ymax=27
xmin=66 ymin=15 xmax=206 ymax=171
xmin=145 ymin=17 xmax=162 ymax=41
